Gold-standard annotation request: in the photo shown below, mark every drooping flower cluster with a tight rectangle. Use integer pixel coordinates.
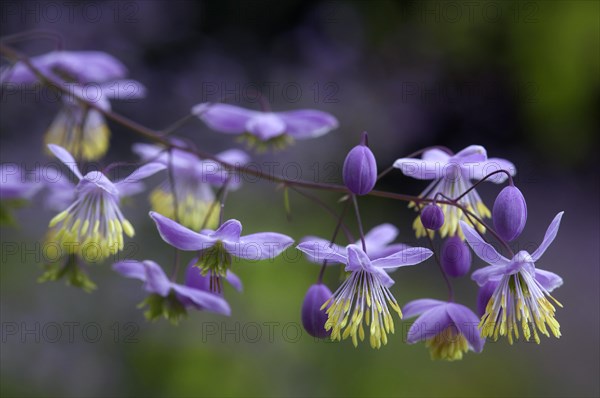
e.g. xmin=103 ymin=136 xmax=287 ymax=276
xmin=0 ymin=41 xmax=568 ymax=363
xmin=394 ymin=145 xmax=516 ymax=239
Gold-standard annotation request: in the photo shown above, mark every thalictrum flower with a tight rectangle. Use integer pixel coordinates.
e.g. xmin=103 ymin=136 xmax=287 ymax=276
xmin=192 ymin=102 xmax=338 ymax=149
xmin=133 ymin=142 xmax=249 ymax=230
xmin=150 ymin=211 xmax=294 ymax=289
xmin=113 ymin=260 xmax=231 ymax=323
xmin=296 ymin=242 xmax=433 ymax=348
xmin=2 ymin=50 xmax=144 ymax=161
xmin=460 ymin=213 xmax=564 ymax=344
xmin=393 ymin=145 xmax=516 ymax=239
xmin=44 ymin=81 xmax=146 ymax=160
xmin=403 ymin=299 xmax=485 ymax=361
xmin=47 ymin=144 xmax=165 ymax=259
xmin=300 ymin=223 xmax=408 ymax=265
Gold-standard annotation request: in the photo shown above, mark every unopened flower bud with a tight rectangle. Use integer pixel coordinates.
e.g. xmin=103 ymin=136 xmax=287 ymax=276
xmin=493 ymin=185 xmax=527 ymax=242
xmin=441 ymin=236 xmax=472 ymax=278
xmin=301 ymin=283 xmax=332 ymax=339
xmin=420 ymin=204 xmax=444 ymax=230
xmin=343 ymin=132 xmax=377 ymax=195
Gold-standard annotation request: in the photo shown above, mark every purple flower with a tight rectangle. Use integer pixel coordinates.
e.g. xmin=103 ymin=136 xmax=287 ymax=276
xmin=492 ymin=185 xmax=527 ymax=242
xmin=2 ymin=51 xmax=142 ymax=160
xmin=2 ymin=51 xmax=127 ymax=85
xmin=113 ymin=260 xmax=231 ymax=322
xmin=300 ymin=223 xmax=408 ymax=266
xmin=296 ymin=242 xmax=433 ymax=348
xmin=393 ymin=145 xmax=516 ymax=239
xmin=150 ymin=211 xmax=294 ymax=287
xmin=44 ymin=81 xmax=146 ymax=161
xmin=134 ymin=141 xmax=249 ymax=230
xmin=403 ymin=299 xmax=485 ymax=361
xmin=47 ymin=144 xmax=165 ymax=259
xmin=192 ymin=103 xmax=338 ymax=145
xmin=440 ymin=236 xmax=472 ymax=278
xmin=343 ymin=132 xmax=377 ymax=195
xmin=301 ymin=283 xmax=333 ymax=339
xmin=460 ymin=212 xmax=564 ymax=344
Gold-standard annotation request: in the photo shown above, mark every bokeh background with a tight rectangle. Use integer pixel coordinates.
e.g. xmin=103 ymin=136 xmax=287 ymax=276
xmin=1 ymin=1 xmax=598 ymax=397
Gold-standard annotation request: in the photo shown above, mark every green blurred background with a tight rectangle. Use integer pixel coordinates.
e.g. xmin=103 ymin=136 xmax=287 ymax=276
xmin=1 ymin=1 xmax=598 ymax=397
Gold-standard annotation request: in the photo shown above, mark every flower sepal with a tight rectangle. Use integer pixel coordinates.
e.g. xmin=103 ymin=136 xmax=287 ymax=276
xmin=139 ymin=292 xmax=188 ymax=325
xmin=38 ymin=254 xmax=97 ymax=293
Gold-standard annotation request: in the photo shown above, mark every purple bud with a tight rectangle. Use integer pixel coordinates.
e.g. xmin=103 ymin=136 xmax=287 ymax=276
xmin=420 ymin=204 xmax=444 ymax=230
xmin=493 ymin=185 xmax=527 ymax=242
xmin=342 ymin=132 xmax=377 ymax=195
xmin=441 ymin=236 xmax=472 ymax=278
xmin=301 ymin=283 xmax=332 ymax=339
xmin=477 ymin=281 xmax=499 ymax=317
